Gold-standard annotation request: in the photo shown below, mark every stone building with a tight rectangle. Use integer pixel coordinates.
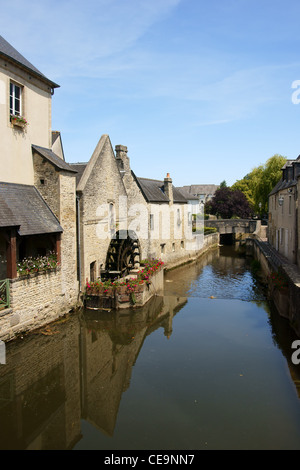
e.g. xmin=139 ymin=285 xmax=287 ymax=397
xmin=0 ymin=34 xmax=212 ymax=339
xmin=0 ymin=35 xmax=78 ymax=340
xmin=70 ymin=135 xmax=128 ymax=289
xmin=268 ymin=156 xmax=300 ymax=265
xmin=70 ymin=136 xmax=204 ymax=287
xmin=177 ymin=184 xmax=219 ymax=207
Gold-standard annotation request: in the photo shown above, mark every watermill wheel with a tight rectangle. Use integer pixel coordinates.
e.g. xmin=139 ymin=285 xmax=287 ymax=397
xmin=105 ymin=231 xmax=140 ymax=277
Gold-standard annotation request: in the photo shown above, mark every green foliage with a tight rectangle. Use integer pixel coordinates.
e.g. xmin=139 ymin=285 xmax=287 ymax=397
xmin=192 ymin=226 xmax=217 ymax=234
xmin=205 ymin=186 xmax=253 ymax=219
xmin=17 ymin=252 xmax=59 ymax=276
xmin=232 ymin=154 xmax=287 ymax=214
xmin=85 ymin=259 xmax=164 ymax=294
xmin=204 ymin=226 xmax=217 ymax=234
xmin=268 ymin=270 xmax=288 ymax=292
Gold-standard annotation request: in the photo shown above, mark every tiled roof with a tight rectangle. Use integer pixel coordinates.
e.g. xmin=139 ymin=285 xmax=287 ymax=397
xmin=176 ymin=187 xmax=198 ymax=200
xmin=0 ymin=35 xmax=59 ymax=89
xmin=134 ymin=174 xmax=188 ymax=203
xmin=178 ymin=184 xmax=219 ymax=196
xmin=32 ymin=145 xmax=77 ymax=173
xmin=0 ymin=182 xmax=62 ymax=236
xmin=69 ymin=163 xmax=88 ymax=186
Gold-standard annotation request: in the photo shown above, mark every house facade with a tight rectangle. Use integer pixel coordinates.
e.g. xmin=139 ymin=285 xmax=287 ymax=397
xmin=268 ymin=156 xmax=300 ymax=265
xmin=0 ymin=36 xmax=78 ymax=340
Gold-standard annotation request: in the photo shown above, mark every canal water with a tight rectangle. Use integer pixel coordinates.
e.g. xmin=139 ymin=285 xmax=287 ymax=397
xmin=1 ymin=245 xmax=300 ymax=450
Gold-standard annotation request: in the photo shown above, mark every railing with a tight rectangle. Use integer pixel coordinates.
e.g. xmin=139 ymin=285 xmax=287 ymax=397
xmin=0 ymin=279 xmax=10 ymax=310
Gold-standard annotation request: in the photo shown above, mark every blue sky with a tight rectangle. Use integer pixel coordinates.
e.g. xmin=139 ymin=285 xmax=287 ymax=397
xmin=2 ymin=0 xmax=300 ymax=186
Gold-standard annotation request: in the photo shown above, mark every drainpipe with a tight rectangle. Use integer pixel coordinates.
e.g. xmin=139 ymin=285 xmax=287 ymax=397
xmin=76 ymin=194 xmax=82 ymax=291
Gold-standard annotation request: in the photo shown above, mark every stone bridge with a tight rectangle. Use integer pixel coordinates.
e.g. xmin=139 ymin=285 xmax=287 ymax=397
xmin=204 ymin=219 xmax=261 ymax=242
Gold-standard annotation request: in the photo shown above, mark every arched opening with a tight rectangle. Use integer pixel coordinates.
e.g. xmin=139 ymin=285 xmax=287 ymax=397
xmin=220 ymin=233 xmax=235 ymax=245
xmin=102 ymin=230 xmax=141 ymax=280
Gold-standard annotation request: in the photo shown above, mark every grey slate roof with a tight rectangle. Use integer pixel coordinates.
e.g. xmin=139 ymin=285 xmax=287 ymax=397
xmin=134 ymin=174 xmax=187 ymax=203
xmin=176 ymin=187 xmax=198 ymax=200
xmin=69 ymin=163 xmax=88 ymax=186
xmin=69 ymin=162 xmax=188 ymax=204
xmin=0 ymin=182 xmax=63 ymax=236
xmin=269 ymin=178 xmax=297 ymax=196
xmin=178 ymin=184 xmax=219 ymax=197
xmin=32 ymin=145 xmax=77 ymax=173
xmin=0 ymin=35 xmax=59 ymax=89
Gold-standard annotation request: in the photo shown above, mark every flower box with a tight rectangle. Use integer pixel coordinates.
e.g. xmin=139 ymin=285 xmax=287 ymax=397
xmin=11 ymin=115 xmax=28 ymax=129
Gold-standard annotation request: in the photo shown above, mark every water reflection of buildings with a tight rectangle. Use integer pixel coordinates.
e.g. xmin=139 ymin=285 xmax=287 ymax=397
xmin=0 ymin=295 xmax=187 ymax=449
xmin=164 ymin=245 xmax=250 ymax=297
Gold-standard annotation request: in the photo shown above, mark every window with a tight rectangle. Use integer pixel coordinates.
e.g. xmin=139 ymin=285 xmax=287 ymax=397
xmin=90 ymin=261 xmax=96 ymax=283
xmin=289 ymin=195 xmax=292 ymax=215
xmin=109 ymin=203 xmax=115 ymax=235
xmin=10 ymin=82 xmax=22 ymax=117
xmin=150 ymin=214 xmax=154 ymax=230
xmin=280 ymin=228 xmax=284 ymax=245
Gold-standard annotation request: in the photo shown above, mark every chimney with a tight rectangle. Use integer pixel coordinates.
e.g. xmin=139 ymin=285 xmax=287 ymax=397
xmin=164 ymin=173 xmax=173 ymax=204
xmin=115 ymin=145 xmax=130 ymax=177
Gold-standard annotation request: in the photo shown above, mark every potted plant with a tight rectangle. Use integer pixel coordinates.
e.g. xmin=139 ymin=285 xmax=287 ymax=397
xmin=10 ymin=114 xmax=28 ymax=128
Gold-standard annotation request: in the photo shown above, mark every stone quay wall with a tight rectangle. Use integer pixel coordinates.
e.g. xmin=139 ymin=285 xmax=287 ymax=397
xmin=248 ymin=237 xmax=300 ymax=337
xmin=164 ymin=232 xmax=220 ymax=271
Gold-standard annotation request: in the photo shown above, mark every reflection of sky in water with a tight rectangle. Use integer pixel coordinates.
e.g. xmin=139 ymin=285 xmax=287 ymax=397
xmin=187 ymin=265 xmax=266 ymax=302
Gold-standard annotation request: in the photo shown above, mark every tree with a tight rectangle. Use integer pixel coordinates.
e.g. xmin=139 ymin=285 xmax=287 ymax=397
xmin=231 ymin=154 xmax=287 ymax=215
xmin=205 ymin=186 xmax=253 ymax=219
xmin=254 ymin=154 xmax=287 ymax=214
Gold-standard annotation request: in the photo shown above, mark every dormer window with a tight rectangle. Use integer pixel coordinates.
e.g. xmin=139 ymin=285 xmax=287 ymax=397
xmin=10 ymin=81 xmax=22 ymax=116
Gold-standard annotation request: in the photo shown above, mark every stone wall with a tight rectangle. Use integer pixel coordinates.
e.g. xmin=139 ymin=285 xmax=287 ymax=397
xmin=78 ymin=135 xmax=128 ymax=285
xmin=117 ymin=146 xmax=207 ymax=269
xmin=33 ymin=152 xmax=61 ymax=220
xmin=59 ymin=173 xmax=78 ymax=305
xmin=33 ymin=155 xmax=79 ymax=310
xmin=0 ymin=169 xmax=79 ymax=342
xmin=205 ymin=219 xmax=259 ymax=235
xmin=0 ymin=269 xmax=77 ymax=341
xmin=249 ymin=237 xmax=300 ymax=337
xmin=164 ymin=232 xmax=219 ymax=270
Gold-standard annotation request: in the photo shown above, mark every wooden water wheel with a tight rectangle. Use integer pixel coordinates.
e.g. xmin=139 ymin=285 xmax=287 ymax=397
xmin=105 ymin=230 xmax=140 ymax=277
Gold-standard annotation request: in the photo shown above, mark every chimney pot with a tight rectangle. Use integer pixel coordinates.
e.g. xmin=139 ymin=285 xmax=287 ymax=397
xmin=164 ymin=173 xmax=173 ymax=204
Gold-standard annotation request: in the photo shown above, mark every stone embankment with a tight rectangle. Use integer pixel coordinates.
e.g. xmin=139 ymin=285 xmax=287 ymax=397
xmin=247 ymin=237 xmax=300 ymax=337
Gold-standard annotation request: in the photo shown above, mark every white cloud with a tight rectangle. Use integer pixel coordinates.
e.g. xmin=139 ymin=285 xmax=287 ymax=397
xmin=0 ymin=0 xmax=181 ymax=79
